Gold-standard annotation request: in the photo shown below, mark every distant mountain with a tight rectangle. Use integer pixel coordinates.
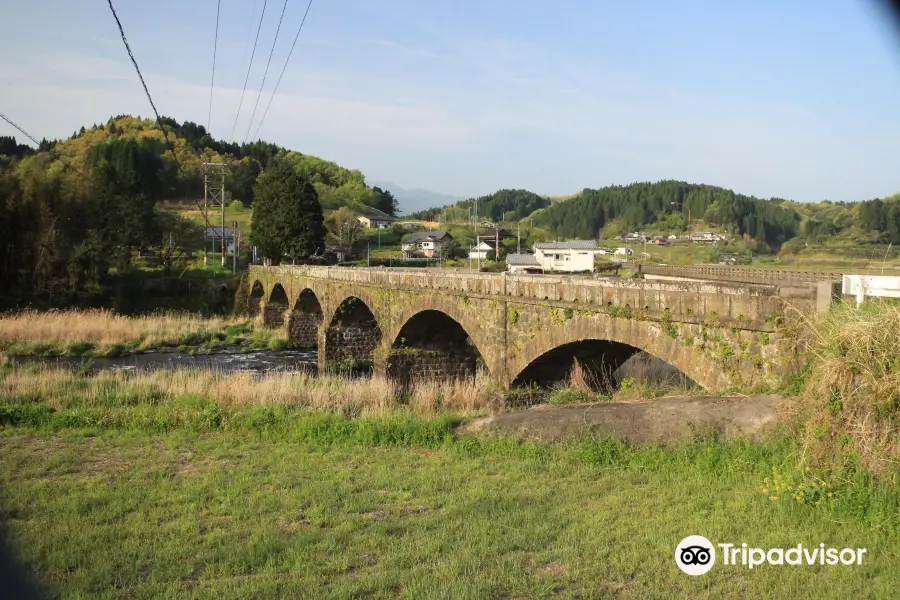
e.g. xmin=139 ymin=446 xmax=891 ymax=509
xmin=368 ymin=180 xmax=464 ymax=216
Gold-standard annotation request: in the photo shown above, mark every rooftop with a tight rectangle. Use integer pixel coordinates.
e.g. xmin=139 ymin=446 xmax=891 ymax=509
xmin=507 ymin=253 xmax=541 ymax=266
xmin=356 ymin=205 xmax=396 ymax=220
xmin=206 ymin=226 xmax=233 ymax=237
xmin=402 ymin=230 xmax=453 ymax=243
xmin=534 ymin=240 xmax=598 ymax=250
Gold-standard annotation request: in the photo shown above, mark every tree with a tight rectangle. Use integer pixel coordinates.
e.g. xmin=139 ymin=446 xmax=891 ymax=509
xmin=250 ymin=160 xmax=325 ymax=264
xmin=329 ymin=206 xmax=364 ymax=245
xmin=371 ymin=186 xmax=399 ymax=217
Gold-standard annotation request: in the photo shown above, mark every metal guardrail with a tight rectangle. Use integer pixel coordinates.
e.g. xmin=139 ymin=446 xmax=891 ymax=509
xmin=842 ymin=275 xmax=900 ymax=305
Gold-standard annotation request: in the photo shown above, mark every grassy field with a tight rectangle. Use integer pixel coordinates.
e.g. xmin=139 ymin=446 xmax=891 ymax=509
xmin=1 ymin=418 xmax=898 ymax=599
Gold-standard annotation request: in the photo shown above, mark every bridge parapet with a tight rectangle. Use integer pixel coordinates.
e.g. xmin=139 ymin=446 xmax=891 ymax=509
xmin=639 ymin=264 xmax=847 ymax=285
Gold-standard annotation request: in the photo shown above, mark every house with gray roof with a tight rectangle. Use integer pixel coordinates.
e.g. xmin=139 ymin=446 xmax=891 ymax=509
xmin=355 ymin=205 xmax=397 ymax=229
xmin=401 ymin=230 xmax=454 ymax=257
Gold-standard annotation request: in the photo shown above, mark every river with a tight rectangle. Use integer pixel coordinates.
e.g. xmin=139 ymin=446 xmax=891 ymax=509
xmin=7 ymin=348 xmax=319 ymax=375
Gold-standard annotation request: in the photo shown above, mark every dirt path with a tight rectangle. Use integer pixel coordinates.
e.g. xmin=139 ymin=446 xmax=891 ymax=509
xmin=462 ymin=395 xmax=785 ymax=444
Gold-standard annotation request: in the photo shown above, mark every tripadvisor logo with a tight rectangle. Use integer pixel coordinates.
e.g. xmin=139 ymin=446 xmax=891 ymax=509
xmin=675 ymin=536 xmax=867 ymax=575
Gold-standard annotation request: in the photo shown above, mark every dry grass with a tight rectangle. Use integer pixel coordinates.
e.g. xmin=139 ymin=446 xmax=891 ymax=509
xmin=0 ymin=367 xmax=496 ymax=418
xmin=0 ymin=309 xmax=241 ymax=348
xmin=789 ymin=299 xmax=900 ymax=479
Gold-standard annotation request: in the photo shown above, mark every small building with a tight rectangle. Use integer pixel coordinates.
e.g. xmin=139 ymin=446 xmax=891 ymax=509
xmin=614 ymin=247 xmax=634 ymax=256
xmin=468 ymin=241 xmax=495 ymax=261
xmin=401 ymin=231 xmax=454 ymax=257
xmin=506 ymin=253 xmax=543 ymax=274
xmin=653 ymin=238 xmax=668 ymax=246
xmin=356 ymin=206 xmax=397 ymax=229
xmin=325 ymin=244 xmax=351 ymax=262
xmin=206 ymin=226 xmax=236 ymax=254
xmin=533 ymin=240 xmax=602 ymax=273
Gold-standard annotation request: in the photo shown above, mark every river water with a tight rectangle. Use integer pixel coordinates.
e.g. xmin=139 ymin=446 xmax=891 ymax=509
xmin=8 ymin=348 xmax=319 ymax=375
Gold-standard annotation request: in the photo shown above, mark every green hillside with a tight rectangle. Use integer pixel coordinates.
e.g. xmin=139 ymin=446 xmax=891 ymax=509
xmin=410 ymin=180 xmax=900 ymax=254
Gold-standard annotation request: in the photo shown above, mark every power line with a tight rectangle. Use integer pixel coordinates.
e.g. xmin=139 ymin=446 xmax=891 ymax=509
xmin=105 ymin=0 xmax=213 ymax=231
xmin=242 ymin=0 xmax=290 ymax=144
xmin=229 ymin=0 xmax=270 ymax=143
xmin=236 ymin=0 xmax=261 ymax=88
xmin=0 ymin=111 xmax=40 ymax=146
xmin=105 ymin=0 xmax=180 ymax=168
xmin=207 ymin=0 xmax=222 ymax=133
xmin=251 ymin=0 xmax=314 ymax=142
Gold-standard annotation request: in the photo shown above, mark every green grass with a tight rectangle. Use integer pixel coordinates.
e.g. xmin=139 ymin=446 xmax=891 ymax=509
xmin=0 ymin=388 xmax=898 ymax=598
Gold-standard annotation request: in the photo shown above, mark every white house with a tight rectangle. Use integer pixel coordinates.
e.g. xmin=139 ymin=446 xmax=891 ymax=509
xmin=401 ymin=231 xmax=453 ymax=257
xmin=468 ymin=241 xmax=494 ymax=261
xmin=614 ymin=247 xmax=634 ymax=256
xmin=506 ymin=253 xmax=543 ymax=274
xmin=533 ymin=240 xmax=602 ymax=273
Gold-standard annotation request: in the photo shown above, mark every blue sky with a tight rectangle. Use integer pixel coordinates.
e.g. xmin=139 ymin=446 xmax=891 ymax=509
xmin=1 ymin=0 xmax=899 ymax=203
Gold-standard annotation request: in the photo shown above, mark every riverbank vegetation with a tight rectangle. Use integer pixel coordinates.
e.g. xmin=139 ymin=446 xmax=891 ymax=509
xmin=786 ymin=299 xmax=900 ymax=480
xmin=0 ymin=310 xmax=285 ymax=357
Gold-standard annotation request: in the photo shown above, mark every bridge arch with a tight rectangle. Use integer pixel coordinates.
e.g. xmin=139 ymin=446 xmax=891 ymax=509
xmin=387 ymin=309 xmax=487 ymax=387
xmin=383 ymin=295 xmax=504 ymax=380
xmin=287 ymin=288 xmax=323 ymax=349
xmin=509 ymin=313 xmax=728 ymax=392
xmin=323 ymin=296 xmax=382 ymax=373
xmin=263 ymin=283 xmax=290 ymax=327
xmin=248 ymin=280 xmax=265 ymax=316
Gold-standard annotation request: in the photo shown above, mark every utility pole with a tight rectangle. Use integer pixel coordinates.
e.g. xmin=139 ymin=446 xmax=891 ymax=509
xmin=232 ymin=221 xmax=238 ymax=274
xmin=687 ymin=207 xmax=693 ymax=266
xmin=517 ymin=222 xmax=521 ymax=254
xmin=203 ymin=162 xmax=227 ymax=266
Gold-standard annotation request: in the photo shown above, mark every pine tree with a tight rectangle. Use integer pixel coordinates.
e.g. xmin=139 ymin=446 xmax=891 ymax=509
xmin=251 ymin=160 xmax=325 ymax=264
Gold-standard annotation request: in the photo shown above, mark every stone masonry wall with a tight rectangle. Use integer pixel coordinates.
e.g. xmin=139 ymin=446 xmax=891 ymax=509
xmin=263 ymin=301 xmax=289 ymax=327
xmin=287 ymin=312 xmax=320 ymax=348
xmin=325 ymin=325 xmax=381 ymax=370
xmin=387 ymin=349 xmax=476 ymax=388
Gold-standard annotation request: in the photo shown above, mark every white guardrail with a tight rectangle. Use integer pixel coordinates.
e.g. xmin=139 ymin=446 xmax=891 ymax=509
xmin=842 ymin=275 xmax=900 ymax=305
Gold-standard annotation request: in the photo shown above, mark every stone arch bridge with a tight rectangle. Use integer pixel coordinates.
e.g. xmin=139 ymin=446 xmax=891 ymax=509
xmin=247 ymin=266 xmax=834 ymax=392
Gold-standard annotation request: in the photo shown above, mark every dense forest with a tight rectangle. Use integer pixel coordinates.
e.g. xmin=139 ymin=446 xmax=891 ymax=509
xmin=415 ymin=181 xmax=900 ymax=252
xmin=407 ymin=189 xmax=550 ymax=223
xmin=0 ymin=116 xmax=395 ymax=307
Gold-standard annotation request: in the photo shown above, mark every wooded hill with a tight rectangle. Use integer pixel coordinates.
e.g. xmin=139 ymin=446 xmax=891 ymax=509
xmin=0 ymin=115 xmax=397 ymax=306
xmin=411 ymin=181 xmax=900 ymax=253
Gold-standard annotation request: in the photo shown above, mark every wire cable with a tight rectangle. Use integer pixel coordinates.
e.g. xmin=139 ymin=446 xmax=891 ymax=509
xmin=250 ymin=0 xmax=314 ymax=142
xmin=0 ymin=111 xmax=40 ymax=146
xmin=207 ymin=0 xmax=222 ymax=133
xmin=105 ymin=0 xmax=212 ymax=230
xmin=229 ymin=0 xmax=269 ymax=143
xmin=242 ymin=0 xmax=289 ymax=144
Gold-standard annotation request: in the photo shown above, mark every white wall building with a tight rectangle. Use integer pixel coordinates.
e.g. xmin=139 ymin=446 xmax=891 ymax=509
xmin=468 ymin=241 xmax=494 ymax=260
xmin=614 ymin=247 xmax=634 ymax=256
xmin=506 ymin=253 xmax=543 ymax=274
xmin=533 ymin=240 xmax=602 ymax=272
